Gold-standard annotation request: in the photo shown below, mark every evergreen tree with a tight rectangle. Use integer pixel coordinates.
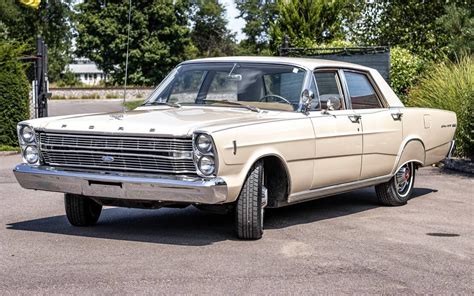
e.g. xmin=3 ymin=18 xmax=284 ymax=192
xmin=270 ymin=0 xmax=362 ymax=48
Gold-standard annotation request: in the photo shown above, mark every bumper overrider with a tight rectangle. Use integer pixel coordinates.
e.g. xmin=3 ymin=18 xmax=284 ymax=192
xmin=13 ymin=164 xmax=228 ymax=204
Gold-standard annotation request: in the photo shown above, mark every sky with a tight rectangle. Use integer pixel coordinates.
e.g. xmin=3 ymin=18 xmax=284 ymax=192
xmin=220 ymin=0 xmax=246 ymax=42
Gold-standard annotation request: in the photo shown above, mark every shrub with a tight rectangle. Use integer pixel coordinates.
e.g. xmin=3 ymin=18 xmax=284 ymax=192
xmin=80 ymin=93 xmax=100 ymax=100
xmin=105 ymin=93 xmax=120 ymax=99
xmin=390 ymin=47 xmax=425 ymax=102
xmin=0 ymin=41 xmax=30 ymax=147
xmin=407 ymin=56 xmax=473 ymax=159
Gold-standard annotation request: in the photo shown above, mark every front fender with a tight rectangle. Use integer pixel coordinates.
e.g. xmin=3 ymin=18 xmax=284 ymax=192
xmin=210 ymin=118 xmax=315 ymax=202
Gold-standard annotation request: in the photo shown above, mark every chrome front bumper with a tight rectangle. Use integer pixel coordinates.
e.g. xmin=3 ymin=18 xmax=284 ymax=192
xmin=13 ymin=164 xmax=228 ymax=204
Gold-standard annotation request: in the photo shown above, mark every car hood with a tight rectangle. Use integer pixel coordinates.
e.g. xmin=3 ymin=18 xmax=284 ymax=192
xmin=32 ymin=106 xmax=290 ymax=136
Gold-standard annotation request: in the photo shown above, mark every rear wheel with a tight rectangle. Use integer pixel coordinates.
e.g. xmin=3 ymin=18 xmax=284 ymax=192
xmin=235 ymin=161 xmax=267 ymax=240
xmin=65 ymin=193 xmax=102 ymax=226
xmin=375 ymin=162 xmax=416 ymax=206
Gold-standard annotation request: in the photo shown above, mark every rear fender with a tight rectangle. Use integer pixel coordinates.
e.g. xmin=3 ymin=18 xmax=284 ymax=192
xmin=391 ymin=138 xmax=425 ymax=174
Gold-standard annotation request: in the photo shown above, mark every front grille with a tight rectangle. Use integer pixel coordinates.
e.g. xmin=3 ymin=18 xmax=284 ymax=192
xmin=38 ymin=132 xmax=196 ymax=175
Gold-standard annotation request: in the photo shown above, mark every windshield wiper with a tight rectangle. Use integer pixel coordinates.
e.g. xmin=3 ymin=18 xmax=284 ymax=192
xmin=203 ymin=99 xmax=260 ymax=113
xmin=143 ymin=101 xmax=181 ymax=108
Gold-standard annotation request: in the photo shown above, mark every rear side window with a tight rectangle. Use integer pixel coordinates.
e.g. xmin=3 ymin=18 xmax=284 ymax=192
xmin=344 ymin=71 xmax=382 ymax=109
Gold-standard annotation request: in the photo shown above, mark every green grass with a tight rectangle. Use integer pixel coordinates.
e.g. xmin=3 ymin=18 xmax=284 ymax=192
xmin=0 ymin=145 xmax=20 ymax=152
xmin=123 ymin=100 xmax=144 ymax=110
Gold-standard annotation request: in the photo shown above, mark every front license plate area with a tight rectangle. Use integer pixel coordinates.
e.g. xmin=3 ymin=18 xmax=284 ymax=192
xmin=82 ymin=179 xmax=124 ymax=198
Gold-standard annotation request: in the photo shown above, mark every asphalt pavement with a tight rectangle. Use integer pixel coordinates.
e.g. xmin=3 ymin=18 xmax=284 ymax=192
xmin=0 ymin=100 xmax=472 ymax=294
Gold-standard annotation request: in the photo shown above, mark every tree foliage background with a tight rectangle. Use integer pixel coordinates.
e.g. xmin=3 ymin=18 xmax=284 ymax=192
xmin=0 ymin=0 xmax=472 ymax=155
xmin=269 ymin=0 xmax=364 ymax=48
xmin=190 ymin=0 xmax=236 ymax=57
xmin=75 ymin=0 xmax=192 ymax=86
xmin=0 ymin=0 xmax=73 ymax=82
xmin=235 ymin=0 xmax=277 ymax=54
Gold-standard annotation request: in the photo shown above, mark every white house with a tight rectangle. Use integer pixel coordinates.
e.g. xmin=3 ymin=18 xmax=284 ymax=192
xmin=66 ymin=58 xmax=108 ymax=85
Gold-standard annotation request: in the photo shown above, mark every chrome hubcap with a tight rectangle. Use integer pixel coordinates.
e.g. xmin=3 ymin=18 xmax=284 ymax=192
xmin=395 ymin=163 xmax=413 ymax=196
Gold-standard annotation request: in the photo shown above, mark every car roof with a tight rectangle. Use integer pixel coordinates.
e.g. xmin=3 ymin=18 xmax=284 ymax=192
xmin=180 ymin=56 xmax=374 ymax=72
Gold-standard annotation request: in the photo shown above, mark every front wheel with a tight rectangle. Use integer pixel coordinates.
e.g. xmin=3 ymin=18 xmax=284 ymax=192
xmin=65 ymin=193 xmax=102 ymax=226
xmin=235 ymin=161 xmax=266 ymax=240
xmin=375 ymin=162 xmax=416 ymax=206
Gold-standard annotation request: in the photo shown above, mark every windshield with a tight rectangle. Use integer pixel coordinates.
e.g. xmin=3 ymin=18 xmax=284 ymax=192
xmin=146 ymin=62 xmax=308 ymax=112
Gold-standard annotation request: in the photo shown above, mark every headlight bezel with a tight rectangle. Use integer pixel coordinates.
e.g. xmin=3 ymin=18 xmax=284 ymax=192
xmin=17 ymin=123 xmax=41 ymax=165
xmin=19 ymin=125 xmax=36 ymax=144
xmin=195 ymin=134 xmax=213 ymax=153
xmin=197 ymin=155 xmax=215 ymax=176
xmin=192 ymin=132 xmax=217 ymax=177
xmin=24 ymin=145 xmax=39 ymax=164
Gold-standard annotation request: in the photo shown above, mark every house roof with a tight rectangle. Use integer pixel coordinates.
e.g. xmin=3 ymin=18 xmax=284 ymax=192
xmin=66 ymin=63 xmax=104 ymax=74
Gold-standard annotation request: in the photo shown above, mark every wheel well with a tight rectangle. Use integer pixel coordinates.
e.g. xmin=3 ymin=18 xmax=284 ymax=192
xmin=261 ymin=156 xmax=289 ymax=207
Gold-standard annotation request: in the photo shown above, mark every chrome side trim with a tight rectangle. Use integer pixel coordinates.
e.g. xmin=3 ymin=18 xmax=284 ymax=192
xmin=287 ymin=175 xmax=392 ymax=205
xmin=13 ymin=164 xmax=227 ymax=204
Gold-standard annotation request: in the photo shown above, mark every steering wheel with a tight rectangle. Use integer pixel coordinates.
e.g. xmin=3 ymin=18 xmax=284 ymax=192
xmin=259 ymin=95 xmax=292 ymax=105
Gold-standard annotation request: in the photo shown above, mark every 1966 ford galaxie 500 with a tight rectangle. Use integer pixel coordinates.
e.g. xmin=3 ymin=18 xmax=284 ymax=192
xmin=14 ymin=57 xmax=456 ymax=239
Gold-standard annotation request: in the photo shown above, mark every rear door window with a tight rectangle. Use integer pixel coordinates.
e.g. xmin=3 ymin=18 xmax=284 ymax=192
xmin=344 ymin=71 xmax=382 ymax=109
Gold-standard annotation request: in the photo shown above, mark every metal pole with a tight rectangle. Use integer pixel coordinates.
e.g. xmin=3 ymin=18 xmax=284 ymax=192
xmin=122 ymin=0 xmax=132 ymax=114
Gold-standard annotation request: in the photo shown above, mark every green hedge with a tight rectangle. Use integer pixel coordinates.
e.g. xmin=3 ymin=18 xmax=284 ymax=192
xmin=390 ymin=47 xmax=425 ymax=102
xmin=0 ymin=41 xmax=30 ymax=147
xmin=407 ymin=56 xmax=473 ymax=159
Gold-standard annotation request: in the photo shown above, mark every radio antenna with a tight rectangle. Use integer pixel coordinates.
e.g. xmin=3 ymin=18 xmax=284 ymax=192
xmin=122 ymin=0 xmax=132 ymax=114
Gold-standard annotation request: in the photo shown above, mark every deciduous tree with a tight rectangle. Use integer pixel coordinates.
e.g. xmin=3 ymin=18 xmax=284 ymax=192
xmin=236 ymin=0 xmax=277 ymax=54
xmin=350 ymin=1 xmax=472 ymax=60
xmin=0 ymin=0 xmax=74 ymax=82
xmin=75 ymin=0 xmax=192 ymax=86
xmin=190 ymin=0 xmax=236 ymax=57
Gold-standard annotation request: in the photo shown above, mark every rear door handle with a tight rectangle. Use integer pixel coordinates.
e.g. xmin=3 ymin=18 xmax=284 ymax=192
xmin=391 ymin=112 xmax=403 ymax=120
xmin=348 ymin=114 xmax=361 ymax=123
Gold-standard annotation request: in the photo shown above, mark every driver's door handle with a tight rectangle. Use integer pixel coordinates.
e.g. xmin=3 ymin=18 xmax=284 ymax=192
xmin=391 ymin=112 xmax=403 ymax=120
xmin=348 ymin=114 xmax=361 ymax=123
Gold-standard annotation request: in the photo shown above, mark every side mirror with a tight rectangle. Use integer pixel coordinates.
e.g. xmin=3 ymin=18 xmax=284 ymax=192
xmin=300 ymin=89 xmax=314 ymax=114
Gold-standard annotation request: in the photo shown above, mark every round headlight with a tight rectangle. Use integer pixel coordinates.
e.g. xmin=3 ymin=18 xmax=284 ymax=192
xmin=24 ymin=146 xmax=39 ymax=164
xmin=20 ymin=126 xmax=35 ymax=143
xmin=198 ymin=155 xmax=215 ymax=175
xmin=196 ymin=134 xmax=212 ymax=153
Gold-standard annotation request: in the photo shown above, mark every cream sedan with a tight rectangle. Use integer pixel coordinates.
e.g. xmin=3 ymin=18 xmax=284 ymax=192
xmin=14 ymin=57 xmax=457 ymax=239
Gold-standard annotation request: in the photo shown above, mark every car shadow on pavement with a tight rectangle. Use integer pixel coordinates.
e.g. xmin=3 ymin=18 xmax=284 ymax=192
xmin=6 ymin=187 xmax=436 ymax=246
xmin=265 ymin=187 xmax=436 ymax=230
